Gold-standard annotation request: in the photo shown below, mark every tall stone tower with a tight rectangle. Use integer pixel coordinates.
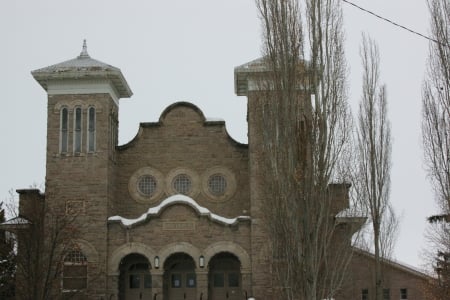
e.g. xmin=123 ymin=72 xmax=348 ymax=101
xmin=235 ymin=57 xmax=314 ymax=300
xmin=234 ymin=58 xmax=275 ymax=299
xmin=31 ymin=40 xmax=132 ymax=298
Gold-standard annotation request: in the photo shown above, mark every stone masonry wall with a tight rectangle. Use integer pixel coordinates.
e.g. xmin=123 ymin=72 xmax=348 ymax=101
xmin=45 ymin=93 xmax=117 ymax=298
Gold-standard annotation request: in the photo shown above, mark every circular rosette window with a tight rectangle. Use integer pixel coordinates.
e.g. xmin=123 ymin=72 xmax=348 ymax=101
xmin=128 ymin=167 xmax=164 ymax=203
xmin=202 ymin=167 xmax=236 ymax=202
xmin=166 ymin=168 xmax=200 ymax=197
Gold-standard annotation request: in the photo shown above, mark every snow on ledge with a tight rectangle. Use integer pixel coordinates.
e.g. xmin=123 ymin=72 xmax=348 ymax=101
xmin=108 ymin=194 xmax=251 ymax=228
xmin=205 ymin=117 xmax=225 ymax=122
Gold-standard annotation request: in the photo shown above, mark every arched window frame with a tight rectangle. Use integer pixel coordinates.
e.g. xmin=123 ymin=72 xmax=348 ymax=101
xmin=87 ymin=106 xmax=96 ymax=153
xmin=62 ymin=249 xmax=88 ymax=292
xmin=73 ymin=106 xmax=82 ymax=153
xmin=60 ymin=107 xmax=69 ymax=154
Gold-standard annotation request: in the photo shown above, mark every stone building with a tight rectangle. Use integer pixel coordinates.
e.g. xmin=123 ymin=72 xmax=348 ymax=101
xmin=4 ymin=42 xmax=431 ymax=300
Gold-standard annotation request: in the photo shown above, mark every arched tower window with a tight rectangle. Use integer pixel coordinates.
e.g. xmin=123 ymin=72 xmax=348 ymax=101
xmin=87 ymin=107 xmax=96 ymax=152
xmin=63 ymin=249 xmax=87 ymax=291
xmin=73 ymin=107 xmax=82 ymax=153
xmin=60 ymin=107 xmax=69 ymax=153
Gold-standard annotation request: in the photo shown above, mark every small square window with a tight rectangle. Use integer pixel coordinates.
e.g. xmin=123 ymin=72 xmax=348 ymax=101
xmin=213 ymin=273 xmax=224 ymax=287
xmin=361 ymin=289 xmax=369 ymax=300
xmin=400 ymin=288 xmax=408 ymax=299
xmin=228 ymin=273 xmax=239 ymax=287
xmin=129 ymin=274 xmax=140 ymax=289
xmin=171 ymin=274 xmax=182 ymax=288
xmin=383 ymin=288 xmax=390 ymax=300
xmin=144 ymin=274 xmax=152 ymax=289
xmin=186 ymin=273 xmax=196 ymax=288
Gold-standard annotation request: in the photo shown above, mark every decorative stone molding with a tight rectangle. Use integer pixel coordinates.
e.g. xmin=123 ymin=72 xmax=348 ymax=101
xmin=47 ymin=79 xmax=120 ymax=106
xmin=108 ymin=195 xmax=251 ymax=228
xmin=53 ymin=100 xmax=103 ymax=113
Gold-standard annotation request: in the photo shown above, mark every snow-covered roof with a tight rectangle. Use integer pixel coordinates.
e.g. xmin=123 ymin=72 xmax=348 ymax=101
xmin=31 ymin=40 xmax=132 ymax=98
xmin=0 ymin=217 xmax=31 ymax=230
xmin=234 ymin=57 xmax=270 ymax=96
xmin=108 ymin=194 xmax=251 ymax=228
xmin=1 ymin=217 xmax=30 ymax=225
xmin=353 ymin=247 xmax=430 ymax=279
xmin=205 ymin=117 xmax=225 ymax=122
xmin=335 ymin=208 xmax=365 ymax=219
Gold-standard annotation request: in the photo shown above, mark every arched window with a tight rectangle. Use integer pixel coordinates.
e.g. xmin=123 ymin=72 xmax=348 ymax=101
xmin=73 ymin=107 xmax=82 ymax=153
xmin=63 ymin=249 xmax=87 ymax=291
xmin=87 ymin=107 xmax=96 ymax=152
xmin=60 ymin=107 xmax=69 ymax=153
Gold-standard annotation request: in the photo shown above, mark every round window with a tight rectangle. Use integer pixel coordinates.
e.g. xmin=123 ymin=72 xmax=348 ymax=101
xmin=173 ymin=174 xmax=192 ymax=195
xmin=208 ymin=174 xmax=227 ymax=196
xmin=138 ymin=175 xmax=157 ymax=197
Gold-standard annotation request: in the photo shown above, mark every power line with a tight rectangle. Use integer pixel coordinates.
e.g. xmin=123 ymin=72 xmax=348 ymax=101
xmin=341 ymin=0 xmax=449 ymax=48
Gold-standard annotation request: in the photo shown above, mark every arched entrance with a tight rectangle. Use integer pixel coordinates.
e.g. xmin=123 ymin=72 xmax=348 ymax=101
xmin=208 ymin=252 xmax=242 ymax=300
xmin=163 ymin=253 xmax=197 ymax=300
xmin=119 ymin=253 xmax=152 ymax=300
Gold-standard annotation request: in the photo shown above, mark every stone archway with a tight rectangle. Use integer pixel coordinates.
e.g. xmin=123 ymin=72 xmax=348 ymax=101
xmin=203 ymin=242 xmax=252 ymax=299
xmin=163 ymin=252 xmax=197 ymax=300
xmin=119 ymin=253 xmax=153 ymax=300
xmin=208 ymin=252 xmax=243 ymax=300
xmin=109 ymin=243 xmax=156 ymax=276
xmin=203 ymin=242 xmax=251 ymax=272
xmin=108 ymin=243 xmax=157 ymax=300
xmin=158 ymin=242 xmax=201 ymax=269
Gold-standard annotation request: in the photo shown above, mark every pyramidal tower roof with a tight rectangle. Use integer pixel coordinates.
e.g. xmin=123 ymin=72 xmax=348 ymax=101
xmin=32 ymin=40 xmax=133 ymax=98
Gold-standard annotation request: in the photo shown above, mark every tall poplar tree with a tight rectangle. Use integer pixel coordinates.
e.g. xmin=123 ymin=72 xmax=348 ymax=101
xmin=255 ymin=1 xmax=355 ymax=299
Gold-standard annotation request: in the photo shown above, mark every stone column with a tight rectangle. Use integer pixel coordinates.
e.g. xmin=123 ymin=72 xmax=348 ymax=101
xmin=242 ymin=270 xmax=253 ymax=299
xmin=107 ymin=274 xmax=119 ymax=300
xmin=196 ymin=270 xmax=208 ymax=300
xmin=152 ymin=269 xmax=164 ymax=300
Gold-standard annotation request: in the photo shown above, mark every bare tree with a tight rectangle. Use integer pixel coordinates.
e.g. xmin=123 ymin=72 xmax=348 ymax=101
xmin=422 ymin=0 xmax=450 ymax=219
xmin=1 ymin=189 xmax=80 ymax=300
xmin=0 ymin=202 xmax=16 ymax=299
xmin=255 ymin=1 xmax=355 ymax=299
xmin=422 ymin=220 xmax=450 ymax=299
xmin=422 ymin=0 xmax=450 ymax=297
xmin=354 ymin=33 xmax=396 ymax=300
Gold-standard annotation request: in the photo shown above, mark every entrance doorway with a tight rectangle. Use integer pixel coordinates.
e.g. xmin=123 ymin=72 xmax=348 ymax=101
xmin=208 ymin=252 xmax=242 ymax=300
xmin=119 ymin=253 xmax=152 ymax=300
xmin=163 ymin=253 xmax=197 ymax=300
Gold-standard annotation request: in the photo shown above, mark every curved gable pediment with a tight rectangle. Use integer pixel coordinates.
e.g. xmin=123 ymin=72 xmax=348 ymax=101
xmin=159 ymin=101 xmax=206 ymax=125
xmin=108 ymin=194 xmax=250 ymax=228
xmin=117 ymin=102 xmax=247 ymax=150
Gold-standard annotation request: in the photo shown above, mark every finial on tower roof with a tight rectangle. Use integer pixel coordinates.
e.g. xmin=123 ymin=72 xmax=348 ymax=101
xmin=79 ymin=39 xmax=89 ymax=58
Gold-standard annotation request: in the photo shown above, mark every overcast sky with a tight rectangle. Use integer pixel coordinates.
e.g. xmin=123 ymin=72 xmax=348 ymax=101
xmin=0 ymin=0 xmax=435 ymax=270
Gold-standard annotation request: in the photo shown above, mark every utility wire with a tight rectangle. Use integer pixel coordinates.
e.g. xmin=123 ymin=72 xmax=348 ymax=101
xmin=342 ymin=0 xmax=450 ymax=48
